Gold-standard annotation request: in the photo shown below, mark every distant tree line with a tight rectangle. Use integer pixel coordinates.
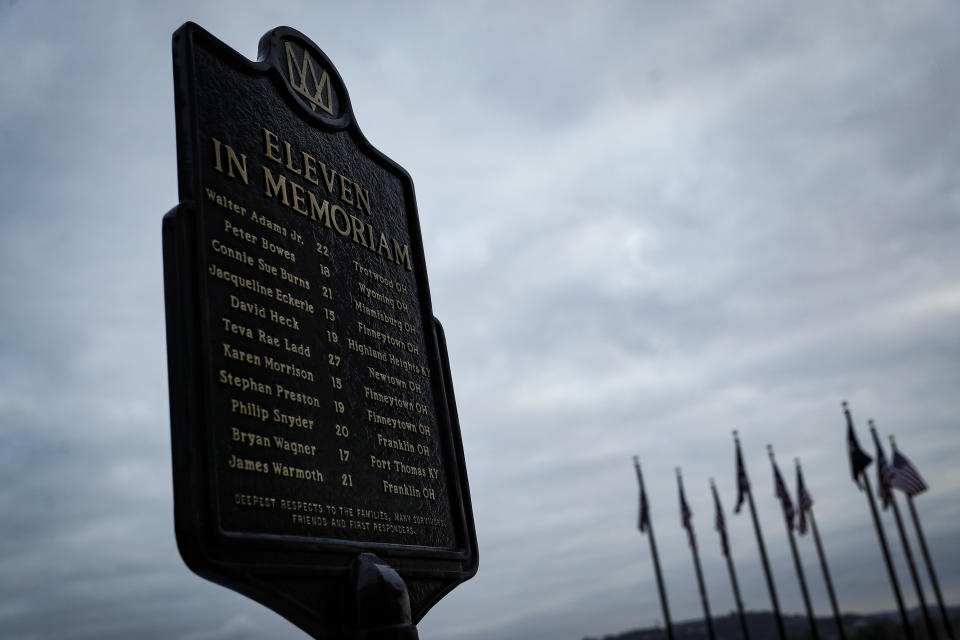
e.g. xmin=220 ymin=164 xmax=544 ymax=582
xmin=585 ymin=608 xmax=959 ymax=640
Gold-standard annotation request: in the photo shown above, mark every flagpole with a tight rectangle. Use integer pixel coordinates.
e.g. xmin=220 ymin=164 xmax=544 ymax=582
xmin=711 ymin=478 xmax=749 ymax=640
xmin=635 ymin=457 xmax=674 ymax=640
xmin=844 ymin=403 xmax=913 ymax=640
xmin=904 ymin=491 xmax=955 ymax=639
xmin=892 ymin=435 xmax=956 ymax=640
xmin=677 ymin=469 xmax=715 ymax=640
xmin=861 ymin=473 xmax=914 ymax=639
xmin=798 ymin=458 xmax=848 ymax=640
xmin=735 ymin=431 xmax=786 ymax=640
xmin=873 ymin=430 xmax=939 ymax=640
xmin=769 ymin=446 xmax=819 ymax=640
xmin=724 ymin=551 xmax=750 ymax=640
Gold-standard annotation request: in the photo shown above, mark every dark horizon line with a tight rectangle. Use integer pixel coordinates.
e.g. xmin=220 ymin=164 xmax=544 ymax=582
xmin=586 ymin=604 xmax=960 ymax=639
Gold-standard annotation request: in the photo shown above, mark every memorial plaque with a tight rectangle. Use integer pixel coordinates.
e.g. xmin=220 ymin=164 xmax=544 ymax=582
xmin=162 ymin=23 xmax=476 ymax=638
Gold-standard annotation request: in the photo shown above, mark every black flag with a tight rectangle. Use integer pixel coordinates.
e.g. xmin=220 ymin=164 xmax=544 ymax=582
xmin=848 ymin=407 xmax=914 ymax=639
xmin=844 ymin=402 xmax=872 ymax=488
xmin=796 ymin=463 xmax=814 ymax=536
xmin=635 ymin=458 xmax=650 ymax=532
xmin=734 ymin=437 xmax=751 ymax=514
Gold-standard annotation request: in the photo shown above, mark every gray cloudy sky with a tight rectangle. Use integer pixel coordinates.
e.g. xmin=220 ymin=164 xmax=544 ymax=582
xmin=1 ymin=1 xmax=958 ymax=638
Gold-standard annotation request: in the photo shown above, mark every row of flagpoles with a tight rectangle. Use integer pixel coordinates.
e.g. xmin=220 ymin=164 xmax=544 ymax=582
xmin=632 ymin=401 xmax=954 ymax=640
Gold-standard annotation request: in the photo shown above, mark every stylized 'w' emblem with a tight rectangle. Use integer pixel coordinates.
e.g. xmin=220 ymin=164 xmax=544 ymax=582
xmin=285 ymin=42 xmax=334 ymax=115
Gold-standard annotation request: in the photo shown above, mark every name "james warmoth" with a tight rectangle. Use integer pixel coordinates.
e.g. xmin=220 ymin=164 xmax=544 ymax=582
xmin=227 ymin=454 xmax=324 ymax=482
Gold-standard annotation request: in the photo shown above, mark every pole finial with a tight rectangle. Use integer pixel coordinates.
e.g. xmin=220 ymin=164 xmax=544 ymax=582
xmin=889 ymin=434 xmax=897 ymax=450
xmin=766 ymin=443 xmax=774 ymax=456
xmin=842 ymin=399 xmax=848 ymax=409
xmin=868 ymin=419 xmax=877 ymax=434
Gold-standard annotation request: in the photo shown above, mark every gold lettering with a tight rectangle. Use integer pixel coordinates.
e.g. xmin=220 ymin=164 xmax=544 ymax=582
xmin=228 ymin=454 xmax=270 ymax=473
xmin=271 ymin=460 xmax=325 ymax=482
xmin=285 ymin=41 xmax=334 ymax=116
xmin=250 ymin=211 xmax=290 ymax=240
xmin=320 ymin=162 xmax=337 ymax=193
xmin=393 ymin=239 xmax=413 ymax=271
xmin=234 ymin=493 xmax=277 ymax=508
xmin=263 ymin=166 xmax=289 ymax=205
xmin=339 ymin=174 xmax=354 ymax=205
xmin=263 ymin=128 xmax=282 ymax=163
xmin=260 ymin=133 xmax=373 ymax=213
xmin=212 ymin=137 xmax=224 ymax=172
xmin=226 ymin=145 xmax=248 ymax=184
xmin=310 ymin=192 xmax=329 ymax=224
xmin=302 ymin=152 xmax=318 ymax=184
xmin=283 ymin=141 xmax=303 ymax=175
xmin=259 ymin=163 xmax=412 ymax=270
xmin=211 ymin=138 xmax=248 ymax=184
xmin=290 ymin=181 xmax=308 ymax=215
xmin=331 ymin=204 xmax=351 ymax=237
xmin=377 ymin=233 xmax=394 ymax=262
xmin=351 ymin=215 xmax=369 ymax=247
xmin=356 ymin=186 xmax=371 ymax=215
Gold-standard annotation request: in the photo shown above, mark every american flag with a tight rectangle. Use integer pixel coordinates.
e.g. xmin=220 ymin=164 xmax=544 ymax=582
xmin=796 ymin=462 xmax=814 ymax=536
xmin=773 ymin=459 xmax=795 ymax=528
xmin=679 ymin=474 xmax=696 ymax=550
xmin=874 ymin=432 xmax=893 ymax=510
xmin=734 ymin=439 xmax=751 ymax=514
xmin=889 ymin=449 xmax=928 ymax=497
xmin=711 ymin=481 xmax=729 ymax=557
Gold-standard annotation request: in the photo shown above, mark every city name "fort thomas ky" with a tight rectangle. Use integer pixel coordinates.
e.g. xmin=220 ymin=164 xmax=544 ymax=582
xmin=209 ymin=130 xmax=413 ymax=271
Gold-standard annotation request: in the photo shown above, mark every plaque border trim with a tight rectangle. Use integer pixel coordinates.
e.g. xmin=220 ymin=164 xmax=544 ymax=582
xmin=164 ymin=22 xmax=478 ymax=631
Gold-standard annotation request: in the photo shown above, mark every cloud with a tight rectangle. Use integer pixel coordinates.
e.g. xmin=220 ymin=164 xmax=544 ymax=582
xmin=1 ymin=2 xmax=959 ymax=640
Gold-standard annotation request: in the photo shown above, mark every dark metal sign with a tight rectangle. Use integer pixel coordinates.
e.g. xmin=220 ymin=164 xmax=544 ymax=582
xmin=163 ymin=22 xmax=476 ymax=638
